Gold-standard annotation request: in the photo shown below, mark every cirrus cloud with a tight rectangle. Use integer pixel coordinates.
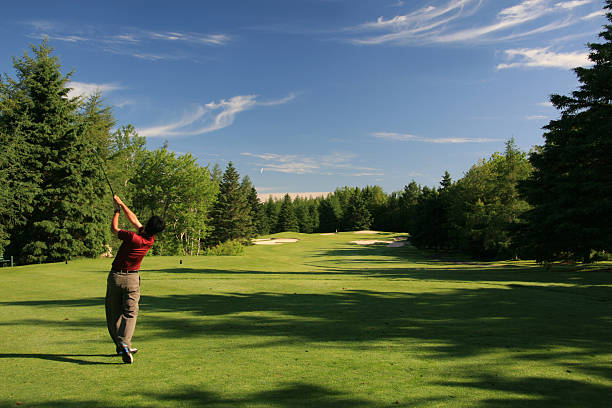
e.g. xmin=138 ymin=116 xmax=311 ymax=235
xmin=138 ymin=93 xmax=296 ymax=138
xmin=241 ymin=152 xmax=382 ymax=176
xmin=67 ymin=81 xmax=124 ymax=99
xmin=373 ymin=132 xmax=499 ymax=143
xmin=497 ymin=47 xmax=590 ymax=69
xmin=347 ymin=0 xmax=600 ymax=45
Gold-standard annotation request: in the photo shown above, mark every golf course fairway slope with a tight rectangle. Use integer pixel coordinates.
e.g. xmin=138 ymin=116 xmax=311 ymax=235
xmin=1 ymin=232 xmax=611 ymax=407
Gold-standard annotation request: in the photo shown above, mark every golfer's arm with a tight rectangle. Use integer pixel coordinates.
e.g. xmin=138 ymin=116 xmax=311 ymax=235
xmin=120 ymin=203 xmax=143 ymax=230
xmin=111 ymin=211 xmax=120 ymax=236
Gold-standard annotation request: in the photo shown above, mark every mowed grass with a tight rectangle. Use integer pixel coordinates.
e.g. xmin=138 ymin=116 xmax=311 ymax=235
xmin=1 ymin=232 xmax=611 ymax=407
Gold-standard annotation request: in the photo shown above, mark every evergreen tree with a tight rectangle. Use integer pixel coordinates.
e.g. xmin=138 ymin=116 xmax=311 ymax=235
xmin=318 ymin=195 xmax=342 ymax=232
xmin=519 ymin=1 xmax=612 ymax=262
xmin=209 ymin=162 xmax=252 ymax=244
xmin=344 ymin=189 xmax=372 ymax=231
xmin=398 ymin=182 xmax=421 ymax=233
xmin=264 ymin=197 xmax=280 ymax=234
xmin=277 ymin=194 xmax=299 ymax=232
xmin=1 ymin=41 xmax=108 ymax=263
xmin=362 ymin=185 xmax=387 ymax=230
xmin=242 ymin=176 xmax=265 ymax=237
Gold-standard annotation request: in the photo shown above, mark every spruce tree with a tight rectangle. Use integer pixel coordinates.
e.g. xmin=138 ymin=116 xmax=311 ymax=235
xmin=519 ymin=1 xmax=612 ymax=262
xmin=1 ymin=41 xmax=108 ymax=263
xmin=209 ymin=162 xmax=252 ymax=244
xmin=318 ymin=196 xmax=342 ymax=232
xmin=277 ymin=194 xmax=299 ymax=232
xmin=344 ymin=190 xmax=372 ymax=231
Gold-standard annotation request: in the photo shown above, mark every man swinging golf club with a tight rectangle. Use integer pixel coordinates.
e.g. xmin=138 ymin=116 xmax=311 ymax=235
xmin=107 ymin=195 xmax=165 ymax=364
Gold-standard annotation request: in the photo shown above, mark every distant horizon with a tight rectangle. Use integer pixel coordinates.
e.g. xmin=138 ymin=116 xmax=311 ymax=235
xmin=257 ymin=192 xmax=331 ymax=202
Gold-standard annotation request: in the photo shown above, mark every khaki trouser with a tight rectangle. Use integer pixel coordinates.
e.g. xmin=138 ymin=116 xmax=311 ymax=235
xmin=105 ymin=270 xmax=140 ymax=348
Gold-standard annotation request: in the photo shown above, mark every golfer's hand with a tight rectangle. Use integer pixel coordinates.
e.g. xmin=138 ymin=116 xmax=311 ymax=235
xmin=113 ymin=195 xmax=124 ymax=212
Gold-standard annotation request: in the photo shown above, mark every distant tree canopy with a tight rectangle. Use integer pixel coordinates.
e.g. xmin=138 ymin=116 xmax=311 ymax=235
xmin=208 ymin=162 xmax=254 ymax=245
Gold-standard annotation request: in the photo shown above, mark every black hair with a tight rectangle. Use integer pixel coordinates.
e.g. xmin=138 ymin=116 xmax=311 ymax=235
xmin=144 ymin=215 xmax=165 ymax=237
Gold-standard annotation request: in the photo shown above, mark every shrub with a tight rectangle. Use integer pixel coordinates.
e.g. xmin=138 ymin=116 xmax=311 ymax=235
xmin=205 ymin=240 xmax=244 ymax=256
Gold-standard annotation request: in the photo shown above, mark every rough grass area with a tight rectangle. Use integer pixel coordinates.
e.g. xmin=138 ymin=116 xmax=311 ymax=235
xmin=1 ymin=232 xmax=611 ymax=407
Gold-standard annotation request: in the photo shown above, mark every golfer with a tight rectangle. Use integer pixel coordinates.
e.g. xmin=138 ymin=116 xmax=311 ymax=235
xmin=107 ymin=195 xmax=165 ymax=364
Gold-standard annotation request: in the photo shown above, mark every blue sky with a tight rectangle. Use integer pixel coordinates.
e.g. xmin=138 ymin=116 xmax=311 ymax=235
xmin=0 ymin=0 xmax=607 ymax=194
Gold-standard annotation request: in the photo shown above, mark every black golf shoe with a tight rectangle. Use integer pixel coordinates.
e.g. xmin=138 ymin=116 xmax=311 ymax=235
xmin=119 ymin=343 xmax=133 ymax=364
xmin=116 ymin=345 xmax=138 ymax=355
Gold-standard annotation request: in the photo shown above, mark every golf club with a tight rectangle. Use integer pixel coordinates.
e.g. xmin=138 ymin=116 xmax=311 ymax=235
xmin=91 ymin=147 xmax=116 ymax=198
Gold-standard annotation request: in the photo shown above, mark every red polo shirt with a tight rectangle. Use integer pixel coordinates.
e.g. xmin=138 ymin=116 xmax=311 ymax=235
xmin=111 ymin=228 xmax=155 ymax=271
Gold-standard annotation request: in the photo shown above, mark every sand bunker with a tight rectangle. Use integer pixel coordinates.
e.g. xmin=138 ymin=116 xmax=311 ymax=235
xmin=351 ymin=240 xmax=390 ymax=245
xmin=253 ymin=238 xmax=299 ymax=245
xmin=353 ymin=230 xmax=381 ymax=234
xmin=320 ymin=233 xmax=336 ymax=236
xmin=351 ymin=236 xmax=408 ymax=247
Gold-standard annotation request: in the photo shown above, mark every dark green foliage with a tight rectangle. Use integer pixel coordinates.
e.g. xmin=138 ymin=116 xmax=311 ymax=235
xmin=452 ymin=140 xmax=532 ymax=259
xmin=362 ymin=185 xmax=387 ymax=230
xmin=318 ymin=196 xmax=342 ymax=232
xmin=410 ymin=186 xmax=445 ymax=249
xmin=245 ymin=180 xmax=268 ymax=236
xmin=343 ymin=189 xmax=372 ymax=231
xmin=294 ymin=197 xmax=316 ymax=233
xmin=209 ymin=162 xmax=252 ymax=244
xmin=0 ymin=41 xmax=108 ymax=263
xmin=518 ymin=2 xmax=612 ymax=262
xmin=407 ymin=173 xmax=454 ymax=250
xmin=277 ymin=194 xmax=299 ymax=232
xmin=264 ymin=197 xmax=281 ymax=234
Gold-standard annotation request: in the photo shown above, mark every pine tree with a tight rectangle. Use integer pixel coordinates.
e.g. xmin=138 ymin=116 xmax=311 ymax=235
xmin=344 ymin=190 xmax=372 ymax=231
xmin=277 ymin=194 xmax=299 ymax=232
xmin=209 ymin=162 xmax=252 ymax=244
xmin=1 ymin=41 xmax=108 ymax=263
xmin=519 ymin=1 xmax=612 ymax=262
xmin=241 ymin=176 xmax=262 ymax=237
xmin=264 ymin=197 xmax=280 ymax=234
xmin=318 ymin=196 xmax=342 ymax=232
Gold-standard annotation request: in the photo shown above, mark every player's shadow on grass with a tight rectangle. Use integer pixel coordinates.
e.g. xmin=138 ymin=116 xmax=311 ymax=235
xmin=0 ymin=353 xmax=120 ymax=365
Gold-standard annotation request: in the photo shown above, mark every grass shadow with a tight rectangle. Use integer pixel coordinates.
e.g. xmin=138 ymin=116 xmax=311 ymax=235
xmin=0 ymin=353 xmax=119 ymax=365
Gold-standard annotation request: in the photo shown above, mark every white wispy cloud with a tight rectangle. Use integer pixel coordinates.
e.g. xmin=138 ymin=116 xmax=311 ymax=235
xmin=373 ymin=132 xmax=499 ymax=143
xmin=241 ymin=152 xmax=381 ymax=176
xmin=497 ymin=47 xmax=590 ymax=69
xmin=145 ymin=30 xmax=231 ymax=46
xmin=67 ymin=81 xmax=123 ymax=99
xmin=139 ymin=93 xmax=295 ymax=138
xmin=526 ymin=115 xmax=548 ymax=119
xmin=347 ymin=0 xmax=599 ymax=45
xmin=582 ymin=9 xmax=606 ymax=19
xmin=556 ymin=0 xmax=593 ymax=10
xmin=23 ymin=21 xmax=232 ymax=61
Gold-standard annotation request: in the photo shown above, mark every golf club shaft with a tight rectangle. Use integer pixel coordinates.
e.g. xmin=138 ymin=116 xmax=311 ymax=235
xmin=92 ymin=147 xmax=115 ymax=197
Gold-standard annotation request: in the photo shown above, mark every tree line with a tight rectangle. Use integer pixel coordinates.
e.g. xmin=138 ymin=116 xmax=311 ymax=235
xmin=253 ymin=138 xmax=532 ymax=261
xmin=1 ymin=1 xmax=610 ymax=265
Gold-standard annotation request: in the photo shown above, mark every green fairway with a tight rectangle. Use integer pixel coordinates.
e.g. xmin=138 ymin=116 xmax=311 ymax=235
xmin=1 ymin=232 xmax=611 ymax=407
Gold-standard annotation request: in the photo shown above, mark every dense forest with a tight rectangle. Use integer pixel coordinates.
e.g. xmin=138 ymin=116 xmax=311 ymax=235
xmin=1 ymin=2 xmax=610 ymax=265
